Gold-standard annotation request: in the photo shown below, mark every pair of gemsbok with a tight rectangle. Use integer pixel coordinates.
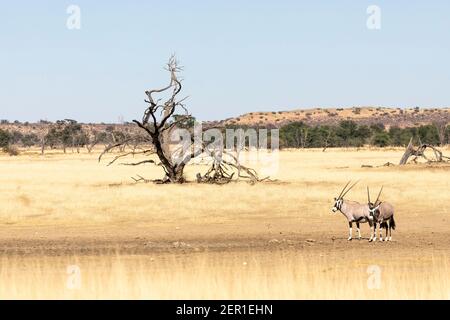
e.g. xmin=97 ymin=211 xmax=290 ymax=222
xmin=331 ymin=181 xmax=396 ymax=242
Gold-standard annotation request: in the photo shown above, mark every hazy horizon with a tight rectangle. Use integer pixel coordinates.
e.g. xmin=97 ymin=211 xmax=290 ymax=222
xmin=1 ymin=1 xmax=450 ymax=123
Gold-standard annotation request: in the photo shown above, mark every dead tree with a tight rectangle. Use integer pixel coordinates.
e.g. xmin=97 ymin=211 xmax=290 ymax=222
xmin=37 ymin=121 xmax=53 ymax=155
xmin=85 ymin=128 xmax=101 ymax=153
xmin=434 ymin=120 xmax=448 ymax=146
xmin=99 ymin=56 xmax=265 ymax=184
xmin=399 ymin=137 xmax=450 ymax=165
xmin=40 ymin=128 xmax=48 ymax=155
xmin=322 ymin=131 xmax=331 ymax=152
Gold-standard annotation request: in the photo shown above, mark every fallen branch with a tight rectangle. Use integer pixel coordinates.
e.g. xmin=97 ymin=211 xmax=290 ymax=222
xmin=399 ymin=137 xmax=450 ymax=165
xmin=119 ymin=160 xmax=155 ymax=166
xmin=131 ymin=175 xmax=151 ymax=183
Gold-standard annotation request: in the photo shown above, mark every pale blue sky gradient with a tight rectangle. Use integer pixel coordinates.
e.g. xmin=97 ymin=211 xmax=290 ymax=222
xmin=1 ymin=1 xmax=449 ymax=122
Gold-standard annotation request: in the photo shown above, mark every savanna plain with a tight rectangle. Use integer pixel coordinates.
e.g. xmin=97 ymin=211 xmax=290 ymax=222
xmin=0 ymin=148 xmax=449 ymax=299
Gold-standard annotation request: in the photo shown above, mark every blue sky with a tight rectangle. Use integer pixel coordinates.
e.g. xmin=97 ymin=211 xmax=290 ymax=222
xmin=1 ymin=1 xmax=449 ymax=123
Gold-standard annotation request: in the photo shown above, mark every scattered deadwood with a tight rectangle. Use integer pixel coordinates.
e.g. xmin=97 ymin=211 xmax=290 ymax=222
xmin=131 ymin=175 xmax=151 ymax=183
xmin=196 ymin=150 xmax=270 ymax=185
xmin=361 ymin=162 xmax=396 ymax=168
xmin=196 ymin=161 xmax=235 ymax=185
xmin=399 ymin=137 xmax=450 ymax=165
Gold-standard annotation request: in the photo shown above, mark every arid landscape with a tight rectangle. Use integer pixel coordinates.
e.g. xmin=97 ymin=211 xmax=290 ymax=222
xmin=1 ymin=147 xmax=449 ymax=299
xmin=2 ymin=0 xmax=450 ymax=308
xmin=2 ymin=106 xmax=450 ymax=134
xmin=218 ymin=106 xmax=450 ymax=128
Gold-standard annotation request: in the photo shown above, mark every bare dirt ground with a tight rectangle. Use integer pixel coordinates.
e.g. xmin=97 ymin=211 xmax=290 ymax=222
xmin=1 ymin=215 xmax=449 ymax=259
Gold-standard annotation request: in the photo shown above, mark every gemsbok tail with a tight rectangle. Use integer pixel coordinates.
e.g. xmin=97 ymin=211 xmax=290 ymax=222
xmin=390 ymin=216 xmax=396 ymax=230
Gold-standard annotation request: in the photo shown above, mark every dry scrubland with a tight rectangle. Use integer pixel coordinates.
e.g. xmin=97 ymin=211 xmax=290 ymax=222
xmin=0 ymin=147 xmax=449 ymax=299
xmin=222 ymin=106 xmax=450 ymax=128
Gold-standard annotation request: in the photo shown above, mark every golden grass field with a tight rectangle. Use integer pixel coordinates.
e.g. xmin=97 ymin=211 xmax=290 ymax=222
xmin=0 ymin=147 xmax=449 ymax=299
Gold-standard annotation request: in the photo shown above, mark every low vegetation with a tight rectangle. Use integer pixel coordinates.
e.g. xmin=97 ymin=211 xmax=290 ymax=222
xmin=278 ymin=120 xmax=449 ymax=148
xmin=1 ymin=117 xmax=449 ymax=154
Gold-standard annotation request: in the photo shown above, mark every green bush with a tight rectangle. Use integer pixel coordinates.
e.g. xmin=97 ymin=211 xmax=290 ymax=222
xmin=0 ymin=129 xmax=11 ymax=148
xmin=373 ymin=132 xmax=390 ymax=147
xmin=277 ymin=121 xmax=446 ymax=149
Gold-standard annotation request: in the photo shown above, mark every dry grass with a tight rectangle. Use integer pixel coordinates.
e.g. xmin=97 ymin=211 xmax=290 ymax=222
xmin=0 ymin=147 xmax=449 ymax=299
xmin=1 ymin=147 xmax=448 ymax=225
xmin=1 ymin=252 xmax=449 ymax=300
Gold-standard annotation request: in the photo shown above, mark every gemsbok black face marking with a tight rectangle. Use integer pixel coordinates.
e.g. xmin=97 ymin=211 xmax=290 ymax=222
xmin=332 ymin=180 xmax=373 ymax=241
xmin=367 ymin=186 xmax=396 ymax=242
xmin=332 ymin=198 xmax=344 ymax=213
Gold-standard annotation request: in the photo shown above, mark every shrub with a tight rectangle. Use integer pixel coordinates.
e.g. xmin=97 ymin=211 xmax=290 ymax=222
xmin=0 ymin=129 xmax=11 ymax=148
xmin=3 ymin=145 xmax=19 ymax=156
xmin=373 ymin=132 xmax=390 ymax=147
xmin=21 ymin=133 xmax=39 ymax=147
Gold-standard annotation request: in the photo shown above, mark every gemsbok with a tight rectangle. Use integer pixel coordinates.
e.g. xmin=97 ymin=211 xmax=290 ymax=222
xmin=367 ymin=186 xmax=396 ymax=242
xmin=331 ymin=181 xmax=374 ymax=241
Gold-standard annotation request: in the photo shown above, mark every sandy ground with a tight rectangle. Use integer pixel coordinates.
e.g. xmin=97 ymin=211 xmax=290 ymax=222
xmin=1 ymin=188 xmax=449 ymax=261
xmin=1 ymin=216 xmax=449 ymax=258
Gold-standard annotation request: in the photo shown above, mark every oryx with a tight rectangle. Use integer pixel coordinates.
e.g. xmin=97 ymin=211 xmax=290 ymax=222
xmin=367 ymin=186 xmax=396 ymax=242
xmin=331 ymin=181 xmax=374 ymax=241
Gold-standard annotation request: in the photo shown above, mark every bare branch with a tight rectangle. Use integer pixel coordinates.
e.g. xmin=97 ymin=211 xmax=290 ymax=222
xmin=106 ymin=149 xmax=154 ymax=166
xmin=131 ymin=175 xmax=151 ymax=183
xmin=119 ymin=160 xmax=156 ymax=166
xmin=98 ymin=138 xmax=133 ymax=163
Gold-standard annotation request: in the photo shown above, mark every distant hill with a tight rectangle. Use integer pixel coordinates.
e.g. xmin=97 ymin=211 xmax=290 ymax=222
xmin=209 ymin=107 xmax=450 ymax=129
xmin=1 ymin=107 xmax=449 ymax=133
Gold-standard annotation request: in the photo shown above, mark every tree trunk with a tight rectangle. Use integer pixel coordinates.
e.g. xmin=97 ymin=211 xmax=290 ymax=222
xmin=152 ymin=132 xmax=186 ymax=183
xmin=40 ymin=139 xmax=45 ymax=155
xmin=399 ymin=138 xmax=414 ymax=165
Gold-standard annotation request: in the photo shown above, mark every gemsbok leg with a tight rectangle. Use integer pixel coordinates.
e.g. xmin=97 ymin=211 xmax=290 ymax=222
xmin=378 ymin=222 xmax=383 ymax=241
xmin=348 ymin=222 xmax=353 ymax=241
xmin=371 ymin=224 xmax=376 ymax=242
xmin=369 ymin=222 xmax=374 ymax=242
xmin=385 ymin=221 xmax=389 ymax=240
xmin=388 ymin=222 xmax=393 ymax=241
xmin=356 ymin=222 xmax=361 ymax=240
